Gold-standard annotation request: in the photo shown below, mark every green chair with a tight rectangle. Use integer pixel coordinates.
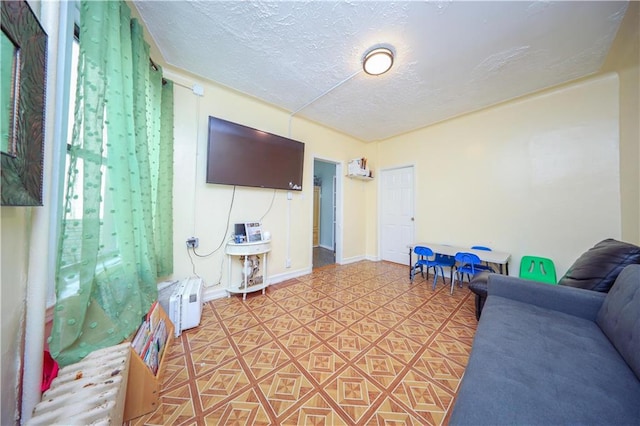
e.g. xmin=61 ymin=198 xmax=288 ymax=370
xmin=519 ymin=256 xmax=557 ymax=284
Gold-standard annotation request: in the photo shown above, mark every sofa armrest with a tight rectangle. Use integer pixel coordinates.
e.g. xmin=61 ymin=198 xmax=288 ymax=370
xmin=487 ymin=274 xmax=606 ymax=321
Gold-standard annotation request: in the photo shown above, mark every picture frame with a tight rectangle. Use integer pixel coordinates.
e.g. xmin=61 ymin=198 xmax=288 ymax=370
xmin=1 ymin=0 xmax=47 ymax=206
xmin=244 ymin=222 xmax=263 ymax=242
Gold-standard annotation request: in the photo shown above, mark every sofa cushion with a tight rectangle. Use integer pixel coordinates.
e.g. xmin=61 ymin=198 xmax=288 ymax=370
xmin=596 ymin=264 xmax=640 ymax=379
xmin=558 ymin=239 xmax=640 ymax=292
xmin=450 ymin=294 xmax=640 ymax=425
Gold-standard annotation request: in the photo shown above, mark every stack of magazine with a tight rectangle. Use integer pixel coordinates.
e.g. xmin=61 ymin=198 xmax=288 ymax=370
xmin=131 ymin=301 xmax=168 ymax=375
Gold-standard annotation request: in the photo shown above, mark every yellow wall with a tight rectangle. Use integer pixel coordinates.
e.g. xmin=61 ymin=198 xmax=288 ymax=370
xmin=368 ymin=3 xmax=639 ymax=274
xmin=601 ymin=1 xmax=640 ymax=244
xmin=1 ymin=207 xmax=29 ymax=424
xmin=1 ymin=1 xmax=69 ymax=422
xmin=133 ymin=0 xmax=639 ymax=287
xmin=166 ymin=68 xmax=370 ymax=296
xmin=374 ymin=73 xmax=621 ymax=277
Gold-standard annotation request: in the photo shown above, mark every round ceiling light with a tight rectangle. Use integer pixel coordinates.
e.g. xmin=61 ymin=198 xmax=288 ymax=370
xmin=362 ymin=47 xmax=394 ymax=76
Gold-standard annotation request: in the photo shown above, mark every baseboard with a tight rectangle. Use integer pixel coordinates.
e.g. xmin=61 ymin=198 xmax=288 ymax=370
xmin=202 ymin=285 xmax=228 ymax=302
xmin=342 ymin=255 xmax=380 ymax=264
xmin=201 ymin=267 xmax=313 ymax=302
xmin=270 ymin=267 xmax=312 ymax=284
xmin=319 ymin=244 xmax=333 ymax=251
xmin=202 ymin=258 xmax=385 ymax=302
xmin=340 ymin=255 xmax=366 ymax=265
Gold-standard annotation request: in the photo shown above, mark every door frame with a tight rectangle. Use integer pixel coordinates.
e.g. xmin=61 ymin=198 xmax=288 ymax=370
xmin=312 ymin=156 xmax=343 ymax=265
xmin=377 ymin=164 xmax=416 ymax=263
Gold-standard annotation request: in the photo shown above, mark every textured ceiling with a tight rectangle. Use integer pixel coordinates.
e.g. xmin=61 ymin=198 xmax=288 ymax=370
xmin=133 ymin=1 xmax=628 ymax=142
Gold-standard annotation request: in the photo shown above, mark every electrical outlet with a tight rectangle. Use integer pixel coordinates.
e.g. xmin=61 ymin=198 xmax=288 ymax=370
xmin=186 ymin=237 xmax=199 ymax=248
xmin=285 ymin=258 xmax=291 ymax=268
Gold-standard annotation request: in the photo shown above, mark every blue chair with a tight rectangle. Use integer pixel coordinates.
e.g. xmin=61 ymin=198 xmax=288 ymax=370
xmin=411 ymin=246 xmax=448 ymax=290
xmin=435 ymin=253 xmax=456 ymax=283
xmin=471 ymin=245 xmax=496 ymax=273
xmin=451 ymin=252 xmax=483 ymax=294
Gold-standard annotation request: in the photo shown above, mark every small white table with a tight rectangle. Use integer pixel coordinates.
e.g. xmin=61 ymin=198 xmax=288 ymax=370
xmin=407 ymin=242 xmax=511 ymax=278
xmin=226 ymin=240 xmax=271 ymax=300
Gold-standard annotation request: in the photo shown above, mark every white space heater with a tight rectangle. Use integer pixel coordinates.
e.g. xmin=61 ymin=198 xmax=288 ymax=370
xmin=169 ymin=277 xmax=203 ymax=337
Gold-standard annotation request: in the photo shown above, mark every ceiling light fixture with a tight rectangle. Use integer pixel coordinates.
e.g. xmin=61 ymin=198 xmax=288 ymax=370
xmin=363 ymin=47 xmax=394 ymax=76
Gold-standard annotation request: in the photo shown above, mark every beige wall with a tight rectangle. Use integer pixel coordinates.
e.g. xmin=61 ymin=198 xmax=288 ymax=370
xmin=1 ymin=208 xmax=29 ymax=424
xmin=368 ymin=3 xmax=640 ymax=274
xmin=166 ymin=69 xmax=370 ymax=297
xmin=1 ymin=1 xmax=68 ymax=423
xmin=374 ymin=73 xmax=621 ymax=278
xmin=135 ymin=0 xmax=639 ymax=289
xmin=601 ymin=1 xmax=640 ymax=244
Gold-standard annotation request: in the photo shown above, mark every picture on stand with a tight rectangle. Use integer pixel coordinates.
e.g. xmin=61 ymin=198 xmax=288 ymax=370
xmin=245 ymin=222 xmax=263 ymax=242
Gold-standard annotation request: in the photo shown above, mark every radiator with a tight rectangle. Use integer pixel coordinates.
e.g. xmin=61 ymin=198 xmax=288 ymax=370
xmin=27 ymin=342 xmax=130 ymax=425
xmin=169 ymin=276 xmax=203 ymax=337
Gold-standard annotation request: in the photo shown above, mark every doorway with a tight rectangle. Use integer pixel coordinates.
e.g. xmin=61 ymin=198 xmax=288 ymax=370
xmin=379 ymin=165 xmax=415 ymax=265
xmin=313 ymin=159 xmax=338 ymax=268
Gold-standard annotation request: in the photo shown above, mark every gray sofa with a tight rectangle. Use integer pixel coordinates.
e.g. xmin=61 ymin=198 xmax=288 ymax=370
xmin=450 ymin=264 xmax=640 ymax=425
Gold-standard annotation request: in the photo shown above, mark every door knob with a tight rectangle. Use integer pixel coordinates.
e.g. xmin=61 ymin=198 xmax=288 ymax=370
xmin=411 ymin=217 xmax=415 ymax=221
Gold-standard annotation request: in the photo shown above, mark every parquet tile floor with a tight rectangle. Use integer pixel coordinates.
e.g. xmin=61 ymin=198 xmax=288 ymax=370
xmin=130 ymin=261 xmax=477 ymax=425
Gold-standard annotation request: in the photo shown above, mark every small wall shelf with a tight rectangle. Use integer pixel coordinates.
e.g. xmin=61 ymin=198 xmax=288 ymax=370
xmin=347 ymin=174 xmax=374 ymax=181
xmin=347 ymin=157 xmax=373 ymax=180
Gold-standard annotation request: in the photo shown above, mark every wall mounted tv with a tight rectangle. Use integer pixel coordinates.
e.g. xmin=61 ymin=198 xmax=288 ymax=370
xmin=206 ymin=116 xmax=305 ymax=191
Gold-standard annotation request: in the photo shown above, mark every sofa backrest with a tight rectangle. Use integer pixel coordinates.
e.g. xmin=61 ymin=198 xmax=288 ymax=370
xmin=596 ymin=264 xmax=640 ymax=379
xmin=559 ymin=239 xmax=640 ymax=292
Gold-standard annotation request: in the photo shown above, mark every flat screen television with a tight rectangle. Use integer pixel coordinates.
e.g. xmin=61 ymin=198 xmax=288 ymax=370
xmin=206 ymin=116 xmax=305 ymax=191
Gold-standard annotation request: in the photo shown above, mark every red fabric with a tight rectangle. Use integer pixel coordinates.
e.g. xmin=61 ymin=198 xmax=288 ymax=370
xmin=41 ymin=351 xmax=59 ymax=392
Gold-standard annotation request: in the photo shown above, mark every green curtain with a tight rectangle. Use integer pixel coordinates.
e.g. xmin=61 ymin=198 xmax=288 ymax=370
xmin=49 ymin=0 xmax=174 ymax=367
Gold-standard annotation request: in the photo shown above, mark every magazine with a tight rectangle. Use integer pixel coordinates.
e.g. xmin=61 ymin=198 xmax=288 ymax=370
xmin=245 ymin=222 xmax=263 ymax=242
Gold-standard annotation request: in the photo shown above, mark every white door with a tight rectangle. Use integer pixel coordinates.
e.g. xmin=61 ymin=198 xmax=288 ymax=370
xmin=380 ymin=166 xmax=414 ymax=265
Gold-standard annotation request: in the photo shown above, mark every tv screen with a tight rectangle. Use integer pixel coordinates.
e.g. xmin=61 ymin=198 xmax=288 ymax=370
xmin=206 ymin=116 xmax=305 ymax=191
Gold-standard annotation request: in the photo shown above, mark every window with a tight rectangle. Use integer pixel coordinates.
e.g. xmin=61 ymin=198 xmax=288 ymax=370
xmin=58 ymin=28 xmax=118 ymax=299
xmin=50 ymin=0 xmax=174 ymax=366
